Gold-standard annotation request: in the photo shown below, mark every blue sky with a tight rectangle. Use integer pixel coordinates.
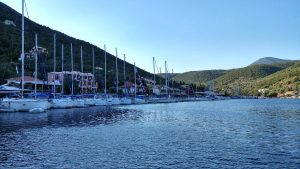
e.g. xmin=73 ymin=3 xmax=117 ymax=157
xmin=1 ymin=0 xmax=300 ymax=73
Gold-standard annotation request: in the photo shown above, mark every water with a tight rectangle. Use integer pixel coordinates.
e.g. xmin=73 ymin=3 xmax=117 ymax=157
xmin=0 ymin=99 xmax=299 ymax=168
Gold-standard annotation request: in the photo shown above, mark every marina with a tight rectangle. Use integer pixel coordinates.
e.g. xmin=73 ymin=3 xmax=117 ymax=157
xmin=0 ymin=1 xmax=299 ymax=168
xmin=1 ymin=0 xmax=218 ymax=112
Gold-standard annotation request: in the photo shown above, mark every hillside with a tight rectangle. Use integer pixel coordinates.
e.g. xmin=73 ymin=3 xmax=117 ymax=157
xmin=173 ymin=60 xmax=298 ymax=96
xmin=0 ymin=2 xmax=160 ymax=91
xmin=254 ymin=61 xmax=300 ymax=96
xmin=250 ymin=57 xmax=292 ymax=66
xmin=213 ymin=61 xmax=298 ymax=95
xmin=173 ymin=70 xmax=227 ymax=85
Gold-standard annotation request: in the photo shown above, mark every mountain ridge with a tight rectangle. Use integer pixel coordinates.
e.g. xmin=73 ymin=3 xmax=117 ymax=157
xmin=250 ymin=57 xmax=293 ymax=66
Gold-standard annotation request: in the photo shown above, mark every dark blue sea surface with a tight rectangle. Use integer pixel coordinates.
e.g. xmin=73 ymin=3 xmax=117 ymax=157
xmin=0 ymin=99 xmax=299 ymax=168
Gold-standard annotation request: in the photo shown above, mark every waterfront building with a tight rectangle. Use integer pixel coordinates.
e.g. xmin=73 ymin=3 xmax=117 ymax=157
xmin=47 ymin=71 xmax=97 ymax=93
xmin=0 ymin=76 xmax=45 ymax=95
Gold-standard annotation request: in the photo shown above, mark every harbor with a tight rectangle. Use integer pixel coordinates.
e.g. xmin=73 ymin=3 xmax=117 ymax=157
xmin=0 ymin=0 xmax=225 ymax=113
xmin=1 ymin=0 xmax=299 ymax=168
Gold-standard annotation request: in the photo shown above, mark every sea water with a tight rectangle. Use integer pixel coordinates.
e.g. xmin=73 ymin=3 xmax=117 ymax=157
xmin=0 ymin=99 xmax=299 ymax=168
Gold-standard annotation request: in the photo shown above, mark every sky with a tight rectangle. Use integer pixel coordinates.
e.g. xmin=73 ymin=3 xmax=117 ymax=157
xmin=1 ymin=0 xmax=300 ymax=73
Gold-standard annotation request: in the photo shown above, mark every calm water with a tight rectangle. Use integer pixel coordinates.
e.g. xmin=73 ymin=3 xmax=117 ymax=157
xmin=0 ymin=99 xmax=299 ymax=168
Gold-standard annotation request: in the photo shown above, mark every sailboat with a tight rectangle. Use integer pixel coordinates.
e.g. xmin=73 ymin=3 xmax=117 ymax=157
xmin=71 ymin=46 xmax=86 ymax=107
xmin=50 ymin=41 xmax=73 ymax=109
xmin=92 ymin=45 xmax=109 ymax=106
xmin=0 ymin=0 xmax=48 ymax=112
xmin=68 ymin=43 xmax=85 ymax=108
xmin=107 ymin=48 xmax=121 ymax=105
xmin=120 ymin=54 xmax=131 ymax=105
xmin=133 ymin=63 xmax=146 ymax=104
xmin=91 ymin=47 xmax=107 ymax=106
xmin=84 ymin=48 xmax=98 ymax=106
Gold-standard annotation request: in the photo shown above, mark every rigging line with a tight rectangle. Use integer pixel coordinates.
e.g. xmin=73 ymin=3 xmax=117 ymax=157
xmin=154 ymin=59 xmax=160 ymax=73
xmin=24 ymin=0 xmax=49 ymax=93
xmin=24 ymin=0 xmax=30 ymax=20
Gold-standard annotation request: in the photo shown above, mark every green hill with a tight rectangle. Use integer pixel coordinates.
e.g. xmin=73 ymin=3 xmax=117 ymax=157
xmin=213 ymin=61 xmax=298 ymax=95
xmin=0 ymin=2 xmax=159 ymax=91
xmin=173 ymin=70 xmax=227 ymax=85
xmin=254 ymin=61 xmax=300 ymax=96
xmin=173 ymin=60 xmax=298 ymax=96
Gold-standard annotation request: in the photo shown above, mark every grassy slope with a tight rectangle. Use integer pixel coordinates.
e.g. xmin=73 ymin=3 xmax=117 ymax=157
xmin=213 ymin=62 xmax=298 ymax=95
xmin=173 ymin=61 xmax=298 ymax=96
xmin=173 ymin=70 xmax=227 ymax=85
xmin=255 ymin=61 xmax=300 ymax=95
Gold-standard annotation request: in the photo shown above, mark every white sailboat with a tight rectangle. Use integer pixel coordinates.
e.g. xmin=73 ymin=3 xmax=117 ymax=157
xmin=74 ymin=46 xmax=86 ymax=107
xmin=120 ymin=54 xmax=131 ymax=105
xmin=133 ymin=63 xmax=146 ymax=104
xmin=84 ymin=48 xmax=98 ymax=106
xmin=80 ymin=47 xmax=95 ymax=106
xmin=104 ymin=48 xmax=121 ymax=106
xmin=110 ymin=48 xmax=121 ymax=105
xmin=51 ymin=42 xmax=73 ymax=109
xmin=95 ymin=44 xmax=109 ymax=106
xmin=0 ymin=2 xmax=48 ymax=112
xmin=69 ymin=43 xmax=85 ymax=108
xmin=91 ymin=47 xmax=108 ymax=106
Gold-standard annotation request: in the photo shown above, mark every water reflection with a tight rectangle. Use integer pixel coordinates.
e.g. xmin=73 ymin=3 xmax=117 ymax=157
xmin=0 ymin=106 xmax=142 ymax=133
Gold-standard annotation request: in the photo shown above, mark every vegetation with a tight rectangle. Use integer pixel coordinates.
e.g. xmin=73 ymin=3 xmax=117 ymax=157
xmin=255 ymin=62 xmax=300 ymax=95
xmin=174 ymin=59 xmax=300 ymax=96
xmin=212 ymin=62 xmax=297 ymax=96
xmin=173 ymin=70 xmax=227 ymax=85
xmin=0 ymin=2 xmax=167 ymax=94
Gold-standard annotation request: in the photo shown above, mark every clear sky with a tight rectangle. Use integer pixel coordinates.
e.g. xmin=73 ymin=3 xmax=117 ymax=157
xmin=1 ymin=0 xmax=300 ymax=73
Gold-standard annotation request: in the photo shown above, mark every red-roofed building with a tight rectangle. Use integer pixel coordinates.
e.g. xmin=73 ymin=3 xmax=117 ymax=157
xmin=0 ymin=76 xmax=47 ymax=95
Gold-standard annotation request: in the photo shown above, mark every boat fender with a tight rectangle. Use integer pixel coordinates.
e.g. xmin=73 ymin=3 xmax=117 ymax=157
xmin=29 ymin=108 xmax=45 ymax=113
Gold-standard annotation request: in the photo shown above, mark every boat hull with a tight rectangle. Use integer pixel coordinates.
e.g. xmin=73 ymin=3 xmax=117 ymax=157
xmin=120 ymin=98 xmax=132 ymax=105
xmin=84 ymin=99 xmax=96 ymax=106
xmin=1 ymin=98 xmax=49 ymax=112
xmin=72 ymin=99 xmax=86 ymax=108
xmin=51 ymin=98 xmax=73 ymax=109
xmin=107 ymin=98 xmax=120 ymax=105
xmin=94 ymin=98 xmax=107 ymax=106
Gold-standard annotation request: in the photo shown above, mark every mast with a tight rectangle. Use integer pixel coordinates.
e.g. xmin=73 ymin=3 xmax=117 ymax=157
xmin=195 ymin=83 xmax=197 ymax=97
xmin=153 ymin=57 xmax=155 ymax=86
xmin=159 ymin=67 xmax=161 ymax=87
xmin=188 ymin=84 xmax=190 ymax=98
xmin=53 ymin=33 xmax=56 ymax=99
xmin=80 ymin=46 xmax=83 ymax=97
xmin=123 ymin=54 xmax=126 ymax=94
xmin=115 ymin=48 xmax=118 ymax=97
xmin=104 ymin=44 xmax=107 ymax=95
xmin=165 ymin=61 xmax=168 ymax=97
xmin=61 ymin=44 xmax=64 ymax=96
xmin=92 ymin=48 xmax=95 ymax=94
xmin=172 ymin=68 xmax=174 ymax=97
xmin=134 ymin=62 xmax=136 ymax=102
xmin=71 ymin=43 xmax=74 ymax=96
xmin=34 ymin=33 xmax=37 ymax=99
xmin=21 ymin=0 xmax=25 ymax=97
